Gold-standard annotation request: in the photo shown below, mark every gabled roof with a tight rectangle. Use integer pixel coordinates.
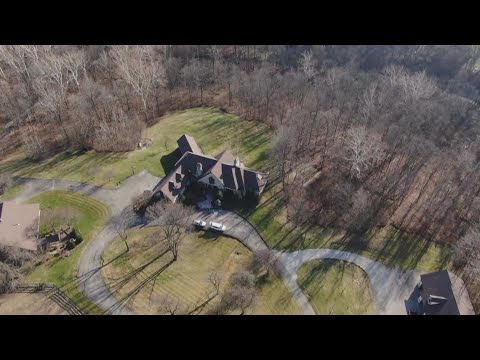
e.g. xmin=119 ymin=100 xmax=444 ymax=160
xmin=419 ymin=270 xmax=465 ymax=315
xmin=209 ymin=150 xmax=236 ymax=180
xmin=174 ymin=151 xmax=218 ymax=176
xmin=152 ymin=165 xmax=188 ymax=203
xmin=177 ymin=134 xmax=203 ymax=155
xmin=153 ymin=151 xmax=217 ymax=202
xmin=153 ymin=135 xmax=268 ymax=202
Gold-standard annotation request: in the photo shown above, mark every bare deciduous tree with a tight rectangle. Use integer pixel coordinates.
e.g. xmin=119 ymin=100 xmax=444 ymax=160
xmin=451 ymin=222 xmax=480 ymax=268
xmin=111 ymin=45 xmax=164 ymax=114
xmin=0 ymin=262 xmax=22 ymax=294
xmin=0 ymin=45 xmax=31 ymax=80
xmin=252 ymin=249 xmax=279 ymax=277
xmin=22 ymin=132 xmax=44 ymax=160
xmin=222 ymin=270 xmax=257 ymax=315
xmin=342 ymin=126 xmax=386 ymax=180
xmin=113 ymin=208 xmax=139 ymax=253
xmin=208 ymin=271 xmax=222 ymax=297
xmin=35 ymin=80 xmax=70 ymax=144
xmin=0 ymin=244 xmax=36 ymax=268
xmin=145 ymin=201 xmax=194 ymax=261
xmin=299 ymin=49 xmax=317 ymax=79
xmin=62 ymin=49 xmax=87 ymax=89
xmin=157 ymin=293 xmax=181 ymax=315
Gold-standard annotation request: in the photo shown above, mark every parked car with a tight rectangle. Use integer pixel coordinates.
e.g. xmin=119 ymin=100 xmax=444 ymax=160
xmin=194 ymin=219 xmax=207 ymax=228
xmin=209 ymin=221 xmax=226 ymax=232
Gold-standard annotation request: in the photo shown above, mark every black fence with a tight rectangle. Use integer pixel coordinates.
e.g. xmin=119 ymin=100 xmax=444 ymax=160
xmin=12 ymin=283 xmax=84 ymax=315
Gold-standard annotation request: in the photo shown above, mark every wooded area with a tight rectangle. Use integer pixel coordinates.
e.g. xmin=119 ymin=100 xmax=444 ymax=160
xmin=1 ymin=45 xmax=480 ymax=307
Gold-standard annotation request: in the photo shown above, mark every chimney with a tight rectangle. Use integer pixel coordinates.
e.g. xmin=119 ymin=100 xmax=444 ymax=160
xmin=196 ymin=162 xmax=203 ymax=177
xmin=233 ymin=157 xmax=240 ymax=167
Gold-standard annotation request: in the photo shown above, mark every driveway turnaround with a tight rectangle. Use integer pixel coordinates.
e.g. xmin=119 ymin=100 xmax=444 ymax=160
xmin=14 ymin=171 xmax=162 ymax=315
xmin=275 ymin=249 xmax=421 ymax=315
xmin=194 ymin=210 xmax=425 ymax=315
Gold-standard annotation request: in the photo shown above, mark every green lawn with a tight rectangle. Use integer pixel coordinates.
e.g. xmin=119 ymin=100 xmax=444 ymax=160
xmin=102 ymin=227 xmax=301 ymax=315
xmin=0 ymin=108 xmax=272 ymax=188
xmin=26 ymin=190 xmax=111 ymax=314
xmin=297 ymin=259 xmax=375 ymax=315
xmin=0 ymin=184 xmax=22 ymax=201
xmin=239 ymin=182 xmax=451 ymax=273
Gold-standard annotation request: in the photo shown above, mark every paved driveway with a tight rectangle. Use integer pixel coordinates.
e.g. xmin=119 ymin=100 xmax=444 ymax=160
xmin=276 ymin=249 xmax=421 ymax=315
xmin=192 ymin=210 xmax=424 ymax=315
xmin=14 ymin=171 xmax=162 ymax=315
xmin=12 ymin=176 xmax=432 ymax=315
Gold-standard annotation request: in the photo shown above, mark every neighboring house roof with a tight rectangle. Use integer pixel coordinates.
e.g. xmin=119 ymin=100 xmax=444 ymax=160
xmin=0 ymin=201 xmax=40 ymax=251
xmin=154 ymin=135 xmax=268 ymax=202
xmin=177 ymin=134 xmax=203 ymax=155
xmin=417 ymin=270 xmax=475 ymax=315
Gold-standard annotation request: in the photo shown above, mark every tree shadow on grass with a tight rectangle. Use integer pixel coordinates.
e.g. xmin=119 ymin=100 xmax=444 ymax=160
xmin=370 ymin=227 xmax=449 ymax=271
xmin=104 ymin=258 xmax=175 ymax=314
xmin=198 ymin=231 xmax=222 ymax=240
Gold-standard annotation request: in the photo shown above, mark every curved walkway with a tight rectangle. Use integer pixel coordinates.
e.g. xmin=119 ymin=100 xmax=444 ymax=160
xmin=14 ymin=171 xmax=162 ymax=315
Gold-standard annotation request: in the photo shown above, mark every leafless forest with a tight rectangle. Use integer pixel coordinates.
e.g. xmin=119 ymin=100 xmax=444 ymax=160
xmin=1 ymin=45 xmax=480 ymax=306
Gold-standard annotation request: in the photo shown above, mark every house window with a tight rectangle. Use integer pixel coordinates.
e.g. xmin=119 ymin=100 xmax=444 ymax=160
xmin=209 ymin=176 xmax=215 ymax=185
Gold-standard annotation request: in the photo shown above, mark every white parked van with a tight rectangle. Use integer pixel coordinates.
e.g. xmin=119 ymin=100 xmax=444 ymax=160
xmin=209 ymin=222 xmax=226 ymax=232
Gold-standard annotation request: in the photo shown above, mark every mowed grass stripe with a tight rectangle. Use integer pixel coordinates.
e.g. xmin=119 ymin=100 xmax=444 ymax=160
xmin=26 ymin=190 xmax=111 ymax=315
xmin=102 ymin=228 xmax=300 ymax=314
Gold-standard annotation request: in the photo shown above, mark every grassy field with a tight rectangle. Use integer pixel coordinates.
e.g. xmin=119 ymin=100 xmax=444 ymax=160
xmin=297 ymin=259 xmax=375 ymax=315
xmin=0 ymin=108 xmax=272 ymax=188
xmin=102 ymin=227 xmax=301 ymax=315
xmin=25 ymin=190 xmax=111 ymax=314
xmin=238 ymin=182 xmax=450 ymax=273
xmin=0 ymin=292 xmax=68 ymax=315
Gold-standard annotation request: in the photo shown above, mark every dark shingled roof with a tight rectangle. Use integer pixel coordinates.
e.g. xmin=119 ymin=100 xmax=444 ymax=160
xmin=153 ymin=135 xmax=268 ymax=202
xmin=174 ymin=152 xmax=217 ymax=176
xmin=152 ymin=152 xmax=217 ymax=202
xmin=177 ymin=134 xmax=203 ymax=155
xmin=219 ymin=164 xmax=266 ymax=193
xmin=418 ymin=270 xmax=460 ymax=315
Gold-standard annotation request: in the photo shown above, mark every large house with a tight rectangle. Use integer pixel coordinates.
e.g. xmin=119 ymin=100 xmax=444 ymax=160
xmin=153 ymin=134 xmax=267 ymax=203
xmin=405 ymin=270 xmax=475 ymax=315
xmin=0 ymin=201 xmax=41 ymax=251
